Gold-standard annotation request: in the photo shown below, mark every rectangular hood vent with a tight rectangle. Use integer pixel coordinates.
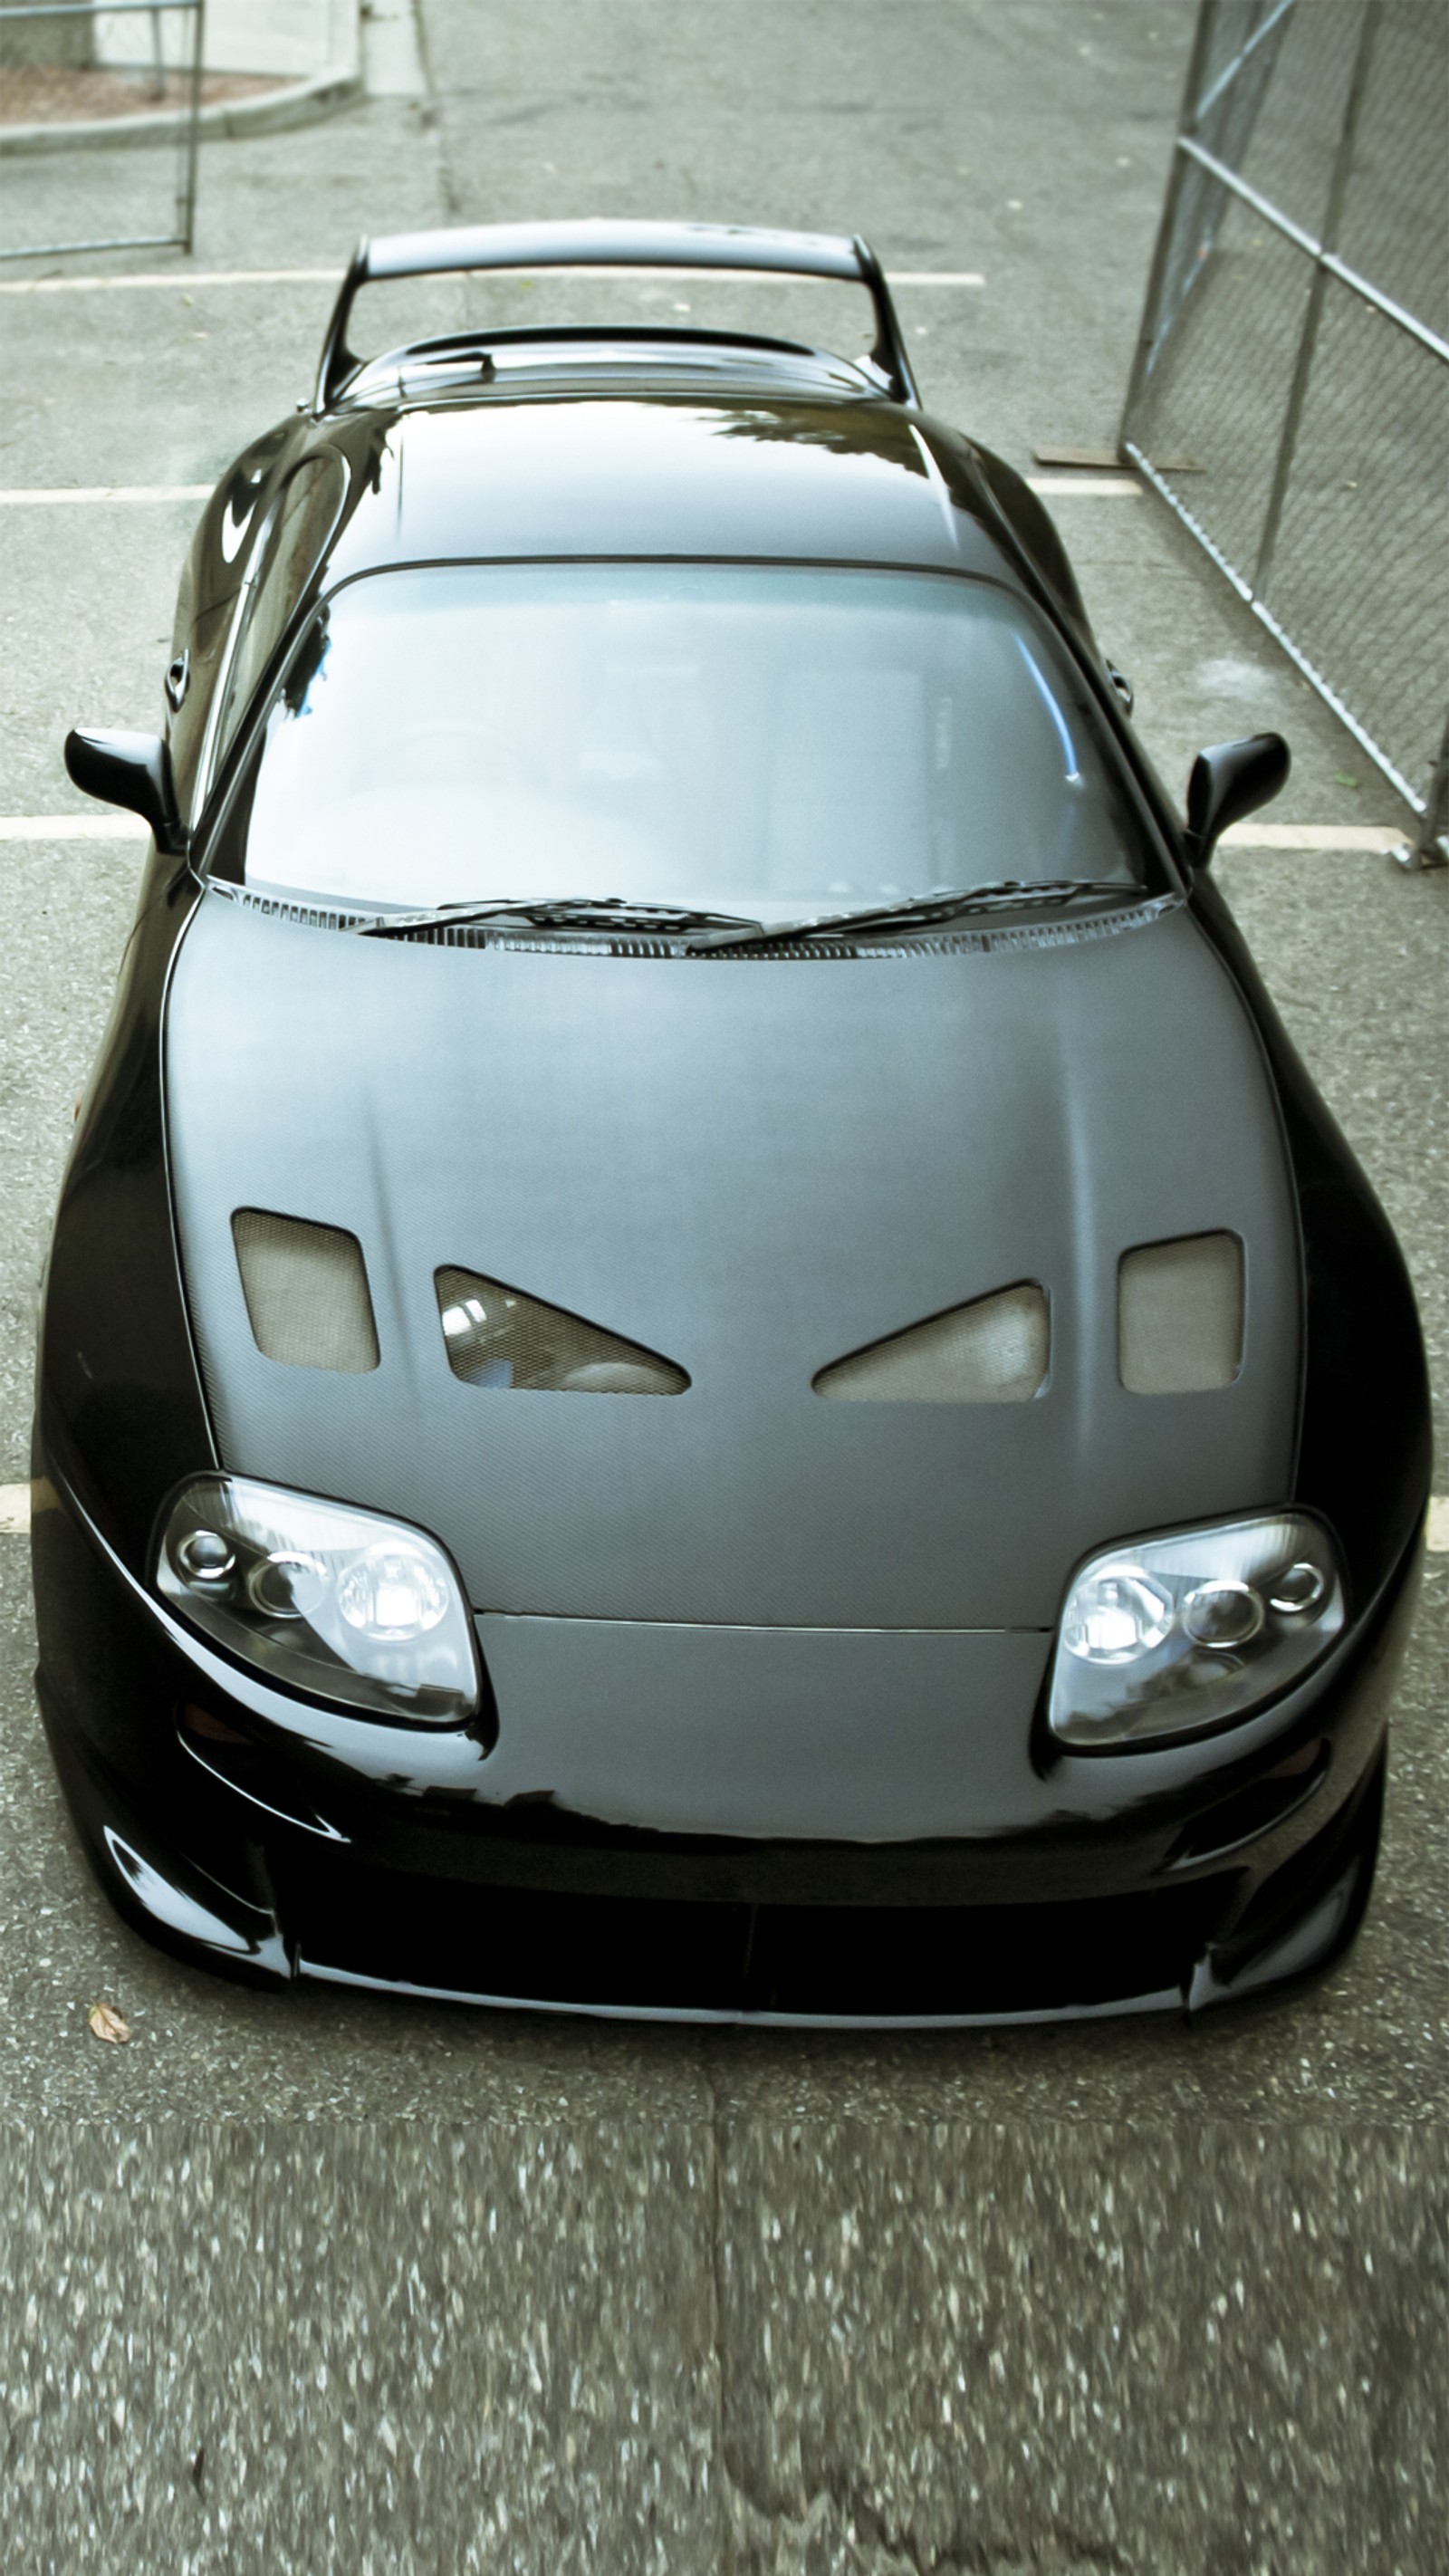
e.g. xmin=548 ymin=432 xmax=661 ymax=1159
xmin=437 ymin=1268 xmax=688 ymax=1395
xmin=233 ymin=1211 xmax=380 ymax=1374
xmin=1118 ymin=1233 xmax=1243 ymax=1394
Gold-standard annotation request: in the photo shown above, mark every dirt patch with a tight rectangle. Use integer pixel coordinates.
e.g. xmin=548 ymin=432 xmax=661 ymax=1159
xmin=0 ymin=65 xmax=288 ymax=126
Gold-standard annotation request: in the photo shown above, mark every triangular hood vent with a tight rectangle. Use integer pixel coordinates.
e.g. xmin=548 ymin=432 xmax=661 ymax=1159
xmin=437 ymin=1267 xmax=688 ymax=1395
xmin=814 ymin=1283 xmax=1049 ymax=1404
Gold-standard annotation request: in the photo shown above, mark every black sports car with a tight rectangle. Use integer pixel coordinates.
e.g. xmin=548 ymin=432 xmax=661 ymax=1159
xmin=38 ymin=221 xmax=1429 ymax=2023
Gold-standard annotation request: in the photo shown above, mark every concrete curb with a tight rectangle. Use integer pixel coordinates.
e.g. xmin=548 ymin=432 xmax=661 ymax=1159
xmin=0 ymin=65 xmax=362 ymax=157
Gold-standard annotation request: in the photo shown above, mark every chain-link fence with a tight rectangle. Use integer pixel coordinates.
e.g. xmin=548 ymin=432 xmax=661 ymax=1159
xmin=0 ymin=1 xmax=204 ymax=259
xmin=1121 ymin=0 xmax=1448 ymax=862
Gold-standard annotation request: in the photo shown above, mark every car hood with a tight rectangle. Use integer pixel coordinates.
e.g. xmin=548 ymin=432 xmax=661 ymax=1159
xmin=166 ymin=890 xmax=1300 ymax=1632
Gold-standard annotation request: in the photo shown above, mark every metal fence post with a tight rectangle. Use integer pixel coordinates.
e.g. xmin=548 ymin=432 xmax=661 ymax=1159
xmin=1404 ymin=711 xmax=1449 ymax=869
xmin=1118 ymin=0 xmax=1223 ymax=438
xmin=178 ymin=0 xmax=204 ymax=252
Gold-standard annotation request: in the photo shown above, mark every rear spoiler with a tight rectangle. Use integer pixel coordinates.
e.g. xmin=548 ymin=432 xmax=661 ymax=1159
xmin=313 ymin=218 xmax=921 ymax=412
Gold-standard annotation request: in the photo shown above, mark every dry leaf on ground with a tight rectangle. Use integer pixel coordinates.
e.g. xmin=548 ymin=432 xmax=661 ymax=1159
xmin=87 ymin=2002 xmax=131 ymax=2044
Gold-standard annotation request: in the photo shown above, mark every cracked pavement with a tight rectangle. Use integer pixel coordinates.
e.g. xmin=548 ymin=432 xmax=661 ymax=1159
xmin=0 ymin=2118 xmax=1442 ymax=2571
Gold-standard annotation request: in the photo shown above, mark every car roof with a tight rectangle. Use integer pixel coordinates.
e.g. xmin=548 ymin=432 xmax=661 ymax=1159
xmin=316 ymin=380 xmax=1019 ymax=590
xmin=206 ymin=226 xmax=1080 ymax=635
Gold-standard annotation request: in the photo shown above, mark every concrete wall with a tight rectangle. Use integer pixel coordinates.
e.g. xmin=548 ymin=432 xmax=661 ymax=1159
xmin=92 ymin=0 xmax=358 ymax=77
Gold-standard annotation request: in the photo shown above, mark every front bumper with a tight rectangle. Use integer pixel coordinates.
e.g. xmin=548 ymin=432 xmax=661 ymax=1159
xmin=31 ymin=1455 xmax=1418 ymax=2025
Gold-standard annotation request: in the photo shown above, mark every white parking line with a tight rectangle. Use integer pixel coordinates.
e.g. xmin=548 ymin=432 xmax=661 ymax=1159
xmin=0 ymin=265 xmax=985 ymax=294
xmin=0 ymin=485 xmax=212 ymax=505
xmin=0 ymin=814 xmax=1406 ymax=851
xmin=6 ymin=476 xmax=1131 ymax=509
xmin=0 ymin=268 xmax=341 ymax=293
xmin=0 ymin=814 xmax=148 ymax=840
xmin=2 ymin=1481 xmax=1445 ymax=1545
xmin=3 ymin=472 xmax=1134 ymax=508
xmin=1221 ymin=823 xmax=1406 ymax=852
xmin=1026 ymin=475 xmax=1139 ymax=496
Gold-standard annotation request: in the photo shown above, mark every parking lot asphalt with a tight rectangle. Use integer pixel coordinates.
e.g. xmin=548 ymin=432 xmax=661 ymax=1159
xmin=1 ymin=4 xmax=1445 ymax=2568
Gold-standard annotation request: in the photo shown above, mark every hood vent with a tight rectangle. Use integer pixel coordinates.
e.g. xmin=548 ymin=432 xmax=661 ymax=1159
xmin=233 ymin=1210 xmax=380 ymax=1373
xmin=1118 ymin=1233 xmax=1243 ymax=1393
xmin=437 ymin=1268 xmax=688 ymax=1394
xmin=813 ymin=1283 xmax=1050 ymax=1404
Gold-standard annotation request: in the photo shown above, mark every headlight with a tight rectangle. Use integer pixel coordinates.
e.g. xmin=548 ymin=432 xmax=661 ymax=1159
xmin=1047 ymin=1513 xmax=1345 ymax=1750
xmin=155 ymin=1476 xmax=480 ymax=1725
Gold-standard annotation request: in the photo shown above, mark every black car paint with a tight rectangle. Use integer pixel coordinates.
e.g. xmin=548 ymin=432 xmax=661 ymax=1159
xmin=30 ymin=1463 xmax=1414 ymax=2015
xmin=164 ymin=894 xmax=1299 ymax=1657
xmin=173 ymin=394 xmax=1164 ymax=851
xmin=33 ymin=285 xmax=1430 ymax=2021
xmin=37 ymin=858 xmax=213 ymax=1575
xmin=1186 ymin=865 xmax=1431 ymax=1605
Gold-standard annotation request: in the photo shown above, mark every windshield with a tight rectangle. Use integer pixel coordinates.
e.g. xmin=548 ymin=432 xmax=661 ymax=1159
xmin=219 ymin=563 xmax=1157 ymax=917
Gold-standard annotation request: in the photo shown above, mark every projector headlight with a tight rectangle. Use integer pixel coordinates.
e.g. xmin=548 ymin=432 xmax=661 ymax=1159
xmin=155 ymin=1476 xmax=479 ymax=1725
xmin=1047 ymin=1513 xmax=1345 ymax=1750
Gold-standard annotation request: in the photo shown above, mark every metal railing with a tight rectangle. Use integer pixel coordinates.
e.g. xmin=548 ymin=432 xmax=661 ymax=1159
xmin=0 ymin=0 xmax=204 ymax=259
xmin=1121 ymin=0 xmax=1447 ymax=864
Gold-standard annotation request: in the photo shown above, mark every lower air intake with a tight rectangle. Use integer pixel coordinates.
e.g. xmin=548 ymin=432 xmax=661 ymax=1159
xmin=232 ymin=1210 xmax=380 ymax=1374
xmin=277 ymin=1850 xmax=1233 ymax=2021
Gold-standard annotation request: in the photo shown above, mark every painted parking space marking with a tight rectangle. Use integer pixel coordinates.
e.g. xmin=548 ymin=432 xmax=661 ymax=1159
xmin=0 ymin=815 xmax=1406 ymax=852
xmin=2 ymin=474 xmax=1127 ymax=507
xmin=1220 ymin=822 xmax=1406 ymax=852
xmin=0 ymin=268 xmax=342 ymax=294
xmin=0 ymin=265 xmax=986 ymax=294
xmin=3 ymin=1482 xmax=1446 ymax=1545
xmin=0 ymin=814 xmax=149 ymax=840
xmin=0 ymin=485 xmax=212 ymax=505
xmin=1026 ymin=475 xmax=1140 ymax=496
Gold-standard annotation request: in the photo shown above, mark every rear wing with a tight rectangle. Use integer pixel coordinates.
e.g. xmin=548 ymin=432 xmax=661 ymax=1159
xmin=313 ymin=218 xmax=921 ymax=412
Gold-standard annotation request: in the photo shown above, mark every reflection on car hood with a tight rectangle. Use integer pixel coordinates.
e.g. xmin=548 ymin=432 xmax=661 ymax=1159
xmin=166 ymin=891 xmax=1300 ymax=1629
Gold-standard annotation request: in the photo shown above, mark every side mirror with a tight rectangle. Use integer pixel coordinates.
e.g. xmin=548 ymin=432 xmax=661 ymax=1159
xmin=1183 ymin=733 xmax=1290 ymax=868
xmin=64 ymin=727 xmax=188 ymax=856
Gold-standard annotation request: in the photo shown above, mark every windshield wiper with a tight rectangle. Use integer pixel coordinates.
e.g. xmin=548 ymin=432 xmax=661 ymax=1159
xmin=358 ymin=895 xmax=763 ymax=938
xmin=683 ymin=879 xmax=1135 ymax=953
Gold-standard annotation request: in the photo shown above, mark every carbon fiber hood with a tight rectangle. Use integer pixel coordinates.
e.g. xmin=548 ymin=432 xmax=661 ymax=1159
xmin=166 ymin=891 xmax=1300 ymax=1632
